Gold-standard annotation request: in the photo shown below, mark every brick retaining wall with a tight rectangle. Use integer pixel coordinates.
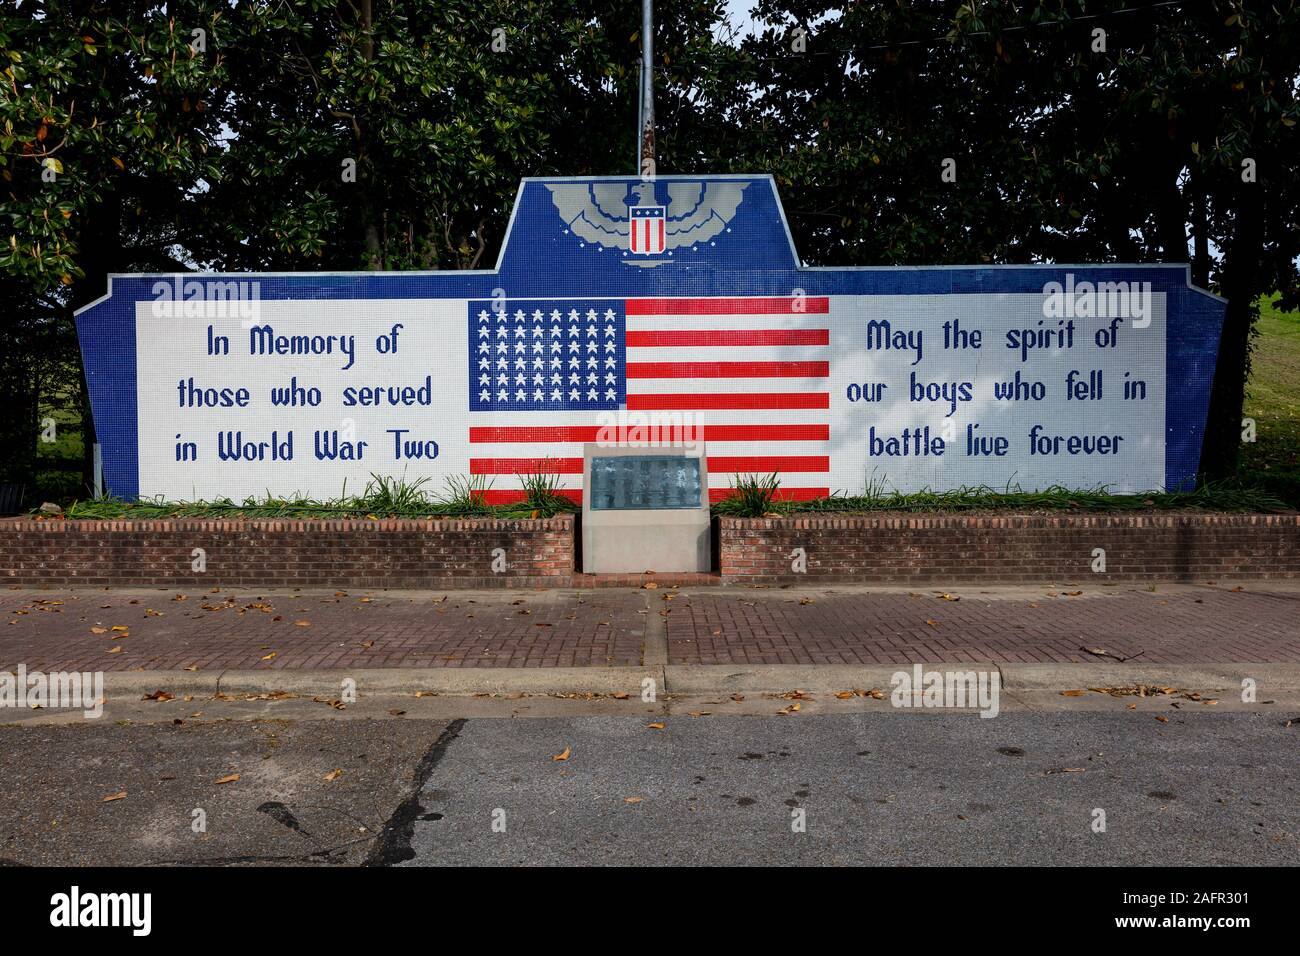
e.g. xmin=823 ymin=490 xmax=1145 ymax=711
xmin=718 ymin=513 xmax=1300 ymax=583
xmin=0 ymin=516 xmax=573 ymax=588
xmin=4 ymin=512 xmax=1297 ymax=588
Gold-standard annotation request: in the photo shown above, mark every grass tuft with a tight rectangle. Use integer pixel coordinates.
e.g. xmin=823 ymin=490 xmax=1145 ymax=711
xmin=712 ymin=473 xmax=782 ymax=517
xmin=517 ymin=464 xmax=577 ymax=517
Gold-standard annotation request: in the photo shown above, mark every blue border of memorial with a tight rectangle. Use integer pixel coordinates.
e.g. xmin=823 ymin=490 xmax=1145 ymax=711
xmin=75 ymin=174 xmax=1226 ymax=500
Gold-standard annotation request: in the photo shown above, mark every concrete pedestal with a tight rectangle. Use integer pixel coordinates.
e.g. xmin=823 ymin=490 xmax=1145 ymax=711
xmin=581 ymin=444 xmax=711 ymax=574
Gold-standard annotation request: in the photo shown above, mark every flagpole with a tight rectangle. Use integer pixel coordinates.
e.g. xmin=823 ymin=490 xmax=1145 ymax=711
xmin=635 ymin=61 xmax=643 ymax=174
xmin=639 ymin=0 xmax=655 ymax=177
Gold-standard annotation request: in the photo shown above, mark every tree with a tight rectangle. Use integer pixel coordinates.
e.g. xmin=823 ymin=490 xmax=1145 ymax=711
xmin=717 ymin=0 xmax=1300 ymax=477
xmin=191 ymin=0 xmax=738 ymax=272
xmin=0 ymin=0 xmax=230 ymax=492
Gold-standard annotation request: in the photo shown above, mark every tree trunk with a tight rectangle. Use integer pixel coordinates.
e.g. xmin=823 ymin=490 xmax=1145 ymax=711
xmin=1190 ymin=169 xmax=1210 ymax=287
xmin=1199 ymin=181 xmax=1264 ymax=481
xmin=0 ymin=290 xmax=38 ymax=494
xmin=69 ymin=196 xmax=121 ymax=496
xmin=356 ymin=0 xmax=382 ymax=270
xmin=1156 ymin=162 xmax=1189 ymax=264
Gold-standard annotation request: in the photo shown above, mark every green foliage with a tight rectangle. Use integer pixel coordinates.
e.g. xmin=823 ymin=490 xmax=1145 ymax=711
xmin=189 ymin=0 xmax=735 ymax=272
xmin=712 ymin=473 xmax=782 ymax=517
xmin=0 ymin=2 xmax=228 ymax=290
xmin=360 ymin=472 xmax=433 ymax=511
xmin=711 ymin=480 xmax=1288 ymax=517
xmin=439 ymin=474 xmax=494 ymax=515
xmin=517 ymin=464 xmax=578 ymax=515
xmin=54 ymin=470 xmax=573 ymax=519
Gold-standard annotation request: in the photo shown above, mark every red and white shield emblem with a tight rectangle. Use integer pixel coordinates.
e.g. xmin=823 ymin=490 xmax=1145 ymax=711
xmin=629 ymin=205 xmax=666 ymax=255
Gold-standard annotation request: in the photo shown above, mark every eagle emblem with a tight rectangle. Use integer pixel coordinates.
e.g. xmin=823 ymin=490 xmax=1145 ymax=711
xmin=545 ymin=180 xmax=748 ymax=264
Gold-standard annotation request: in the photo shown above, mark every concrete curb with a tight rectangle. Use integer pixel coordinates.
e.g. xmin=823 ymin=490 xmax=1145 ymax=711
xmin=664 ymin=663 xmax=1300 ymax=694
xmin=92 ymin=662 xmax=1300 ymax=700
xmin=101 ymin=666 xmax=664 ymax=700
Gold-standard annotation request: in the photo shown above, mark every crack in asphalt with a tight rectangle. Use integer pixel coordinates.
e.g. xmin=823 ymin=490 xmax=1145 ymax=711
xmin=363 ymin=718 xmax=467 ymax=867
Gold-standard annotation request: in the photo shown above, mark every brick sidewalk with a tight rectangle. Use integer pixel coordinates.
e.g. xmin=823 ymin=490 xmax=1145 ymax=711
xmin=665 ymin=584 xmax=1300 ymax=665
xmin=2 ymin=582 xmax=1298 ymax=672
xmin=0 ymin=588 xmax=646 ymax=671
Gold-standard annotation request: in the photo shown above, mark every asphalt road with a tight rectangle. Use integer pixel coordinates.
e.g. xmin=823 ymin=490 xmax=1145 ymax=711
xmin=398 ymin=712 xmax=1299 ymax=866
xmin=1 ymin=711 xmax=1294 ymax=866
xmin=0 ymin=719 xmax=448 ymax=866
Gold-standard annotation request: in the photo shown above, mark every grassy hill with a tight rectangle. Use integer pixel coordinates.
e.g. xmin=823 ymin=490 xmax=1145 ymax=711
xmin=1241 ymin=297 xmax=1300 ymax=503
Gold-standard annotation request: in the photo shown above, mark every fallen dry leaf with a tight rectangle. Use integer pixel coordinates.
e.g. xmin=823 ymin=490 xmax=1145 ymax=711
xmin=260 ymin=652 xmax=277 ymax=662
xmin=624 ymin=796 xmax=643 ymax=804
xmin=107 ymin=646 xmax=123 ymax=654
xmin=1060 ymin=689 xmax=1086 ymax=697
xmin=141 ymin=689 xmax=175 ymax=702
xmin=687 ymin=711 xmax=712 ymax=718
xmin=1155 ymin=715 xmax=1169 ymax=723
xmin=293 ymin=620 xmax=311 ymax=627
xmin=835 ymin=691 xmax=856 ymax=700
xmin=323 ymin=768 xmax=343 ymax=782
xmin=102 ymin=791 xmax=127 ymax=803
xmin=1089 ymin=684 xmax=1178 ymax=699
xmin=215 ymin=773 xmax=240 ymax=785
xmin=90 ymin=626 xmax=108 ymax=635
xmin=552 ymin=747 xmax=571 ymax=761
xmin=646 ymin=722 xmax=665 ymax=730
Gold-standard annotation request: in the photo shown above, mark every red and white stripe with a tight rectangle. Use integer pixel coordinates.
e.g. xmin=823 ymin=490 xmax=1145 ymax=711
xmin=630 ymin=217 xmax=665 ymax=254
xmin=469 ymin=296 xmax=831 ymax=504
